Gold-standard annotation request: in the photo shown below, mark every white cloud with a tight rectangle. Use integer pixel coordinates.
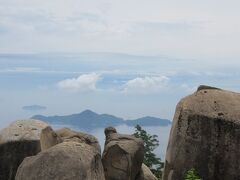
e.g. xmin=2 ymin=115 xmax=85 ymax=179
xmin=123 ymin=76 xmax=169 ymax=94
xmin=57 ymin=73 xmax=100 ymax=92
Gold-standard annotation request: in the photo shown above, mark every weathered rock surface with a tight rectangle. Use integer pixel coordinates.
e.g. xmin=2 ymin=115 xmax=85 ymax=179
xmin=163 ymin=86 xmax=240 ymax=180
xmin=40 ymin=126 xmax=62 ymax=151
xmin=102 ymin=127 xmax=144 ymax=180
xmin=0 ymin=119 xmax=48 ymax=180
xmin=137 ymin=164 xmax=158 ymax=180
xmin=41 ymin=126 xmax=101 ymax=153
xmin=16 ymin=141 xmax=105 ymax=180
xmin=55 ymin=127 xmax=101 ymax=153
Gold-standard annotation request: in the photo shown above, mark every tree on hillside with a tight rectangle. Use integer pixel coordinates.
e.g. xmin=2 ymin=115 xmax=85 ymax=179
xmin=133 ymin=124 xmax=164 ymax=179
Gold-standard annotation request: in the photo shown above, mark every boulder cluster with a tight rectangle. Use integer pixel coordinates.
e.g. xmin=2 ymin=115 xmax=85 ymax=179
xmin=2 ymin=85 xmax=239 ymax=180
xmin=0 ymin=120 xmax=157 ymax=180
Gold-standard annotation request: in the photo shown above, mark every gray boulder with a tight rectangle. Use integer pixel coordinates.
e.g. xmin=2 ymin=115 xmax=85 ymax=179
xmin=163 ymin=86 xmax=240 ymax=180
xmin=40 ymin=127 xmax=101 ymax=152
xmin=55 ymin=127 xmax=101 ymax=153
xmin=0 ymin=119 xmax=48 ymax=180
xmin=40 ymin=126 xmax=62 ymax=151
xmin=15 ymin=141 xmax=105 ymax=180
xmin=102 ymin=127 xmax=144 ymax=180
xmin=137 ymin=164 xmax=158 ymax=180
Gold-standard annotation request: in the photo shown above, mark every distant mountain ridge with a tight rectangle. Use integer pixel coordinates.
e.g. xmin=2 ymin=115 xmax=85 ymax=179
xmin=32 ymin=110 xmax=171 ymax=130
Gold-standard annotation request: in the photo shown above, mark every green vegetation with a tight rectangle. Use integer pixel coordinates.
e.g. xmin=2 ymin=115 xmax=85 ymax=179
xmin=185 ymin=168 xmax=202 ymax=180
xmin=133 ymin=124 xmax=164 ymax=179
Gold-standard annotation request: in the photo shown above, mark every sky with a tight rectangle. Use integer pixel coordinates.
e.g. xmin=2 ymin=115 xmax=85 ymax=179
xmin=0 ymin=0 xmax=240 ymax=58
xmin=0 ymin=0 xmax=240 ymax=127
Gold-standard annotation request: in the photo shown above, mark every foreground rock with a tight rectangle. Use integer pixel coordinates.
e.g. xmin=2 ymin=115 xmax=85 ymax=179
xmin=137 ymin=164 xmax=158 ymax=180
xmin=163 ymin=86 xmax=240 ymax=180
xmin=40 ymin=126 xmax=62 ymax=150
xmin=16 ymin=127 xmax=104 ymax=180
xmin=102 ymin=127 xmax=144 ymax=180
xmin=55 ymin=127 xmax=101 ymax=153
xmin=40 ymin=127 xmax=101 ymax=153
xmin=16 ymin=141 xmax=105 ymax=180
xmin=0 ymin=119 xmax=48 ymax=180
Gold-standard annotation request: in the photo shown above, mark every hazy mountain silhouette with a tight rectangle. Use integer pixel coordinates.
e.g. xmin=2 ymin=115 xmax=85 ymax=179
xmin=32 ymin=110 xmax=171 ymax=130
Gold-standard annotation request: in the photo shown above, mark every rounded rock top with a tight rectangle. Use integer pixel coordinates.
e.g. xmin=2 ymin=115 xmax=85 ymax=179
xmin=178 ymin=86 xmax=240 ymax=124
xmin=0 ymin=119 xmax=49 ymax=144
xmin=104 ymin=127 xmax=117 ymax=136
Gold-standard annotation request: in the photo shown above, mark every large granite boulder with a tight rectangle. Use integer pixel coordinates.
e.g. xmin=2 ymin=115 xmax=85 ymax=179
xmin=15 ymin=141 xmax=105 ymax=180
xmin=163 ymin=85 xmax=240 ymax=180
xmin=40 ymin=127 xmax=101 ymax=152
xmin=55 ymin=127 xmax=101 ymax=153
xmin=136 ymin=164 xmax=158 ymax=180
xmin=102 ymin=127 xmax=144 ymax=180
xmin=0 ymin=119 xmax=48 ymax=180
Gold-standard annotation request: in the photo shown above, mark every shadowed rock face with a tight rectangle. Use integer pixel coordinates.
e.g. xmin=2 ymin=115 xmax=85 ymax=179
xmin=0 ymin=119 xmax=48 ymax=180
xmin=163 ymin=86 xmax=240 ymax=180
xmin=102 ymin=127 xmax=144 ymax=180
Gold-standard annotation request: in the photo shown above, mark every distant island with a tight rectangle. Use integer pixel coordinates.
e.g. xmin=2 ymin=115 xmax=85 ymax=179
xmin=32 ymin=110 xmax=171 ymax=130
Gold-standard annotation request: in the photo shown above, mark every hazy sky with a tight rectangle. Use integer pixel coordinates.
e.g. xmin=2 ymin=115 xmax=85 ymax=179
xmin=0 ymin=0 xmax=240 ymax=127
xmin=0 ymin=0 xmax=240 ymax=58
